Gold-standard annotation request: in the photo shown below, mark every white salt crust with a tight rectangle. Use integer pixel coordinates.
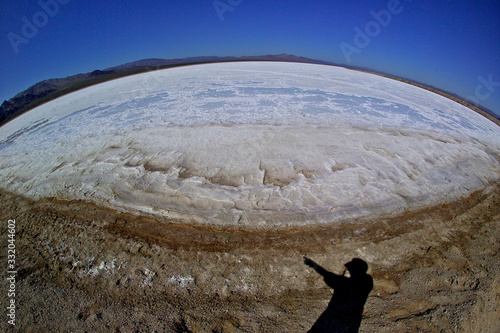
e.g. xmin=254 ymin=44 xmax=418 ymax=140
xmin=0 ymin=62 xmax=499 ymax=227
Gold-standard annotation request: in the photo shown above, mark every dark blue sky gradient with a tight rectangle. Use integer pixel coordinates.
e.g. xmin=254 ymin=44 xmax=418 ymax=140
xmin=1 ymin=0 xmax=499 ymax=115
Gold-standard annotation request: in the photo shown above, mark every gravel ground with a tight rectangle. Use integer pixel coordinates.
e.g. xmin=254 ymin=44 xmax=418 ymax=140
xmin=1 ymin=183 xmax=499 ymax=332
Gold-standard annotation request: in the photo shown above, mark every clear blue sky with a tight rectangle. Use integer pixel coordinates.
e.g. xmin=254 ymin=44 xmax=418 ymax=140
xmin=1 ymin=0 xmax=499 ymax=115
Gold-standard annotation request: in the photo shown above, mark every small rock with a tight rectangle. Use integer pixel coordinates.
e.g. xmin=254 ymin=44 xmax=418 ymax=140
xmin=373 ymin=279 xmax=400 ymax=296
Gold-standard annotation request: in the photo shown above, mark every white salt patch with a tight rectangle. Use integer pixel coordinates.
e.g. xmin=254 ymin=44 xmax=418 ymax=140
xmin=168 ymin=275 xmax=195 ymax=288
xmin=0 ymin=62 xmax=499 ymax=227
xmin=141 ymin=268 xmax=156 ymax=288
xmin=77 ymin=258 xmax=117 ymax=277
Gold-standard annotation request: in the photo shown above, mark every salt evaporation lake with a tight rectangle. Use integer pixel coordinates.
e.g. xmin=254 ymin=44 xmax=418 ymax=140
xmin=0 ymin=62 xmax=499 ymax=227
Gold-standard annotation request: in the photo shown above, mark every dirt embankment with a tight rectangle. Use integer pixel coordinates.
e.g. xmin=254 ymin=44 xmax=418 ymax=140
xmin=1 ymin=183 xmax=499 ymax=332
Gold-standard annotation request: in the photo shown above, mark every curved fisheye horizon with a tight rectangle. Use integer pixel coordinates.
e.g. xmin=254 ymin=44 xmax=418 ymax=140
xmin=1 ymin=61 xmax=498 ymax=228
xmin=1 ymin=55 xmax=500 ymax=130
xmin=1 ymin=55 xmax=499 ymax=131
xmin=1 ymin=1 xmax=499 ymax=332
xmin=1 ymin=0 xmax=499 ymax=116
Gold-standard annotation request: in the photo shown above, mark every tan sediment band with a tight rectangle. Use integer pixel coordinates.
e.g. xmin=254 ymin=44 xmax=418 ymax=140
xmin=8 ymin=180 xmax=498 ymax=254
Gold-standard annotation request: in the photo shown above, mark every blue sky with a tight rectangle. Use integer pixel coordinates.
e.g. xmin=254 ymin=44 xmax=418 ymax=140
xmin=1 ymin=0 xmax=499 ymax=115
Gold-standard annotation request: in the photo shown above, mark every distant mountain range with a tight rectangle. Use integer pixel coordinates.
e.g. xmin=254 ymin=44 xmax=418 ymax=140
xmin=1 ymin=54 xmax=498 ymax=127
xmin=0 ymin=54 xmax=332 ymax=126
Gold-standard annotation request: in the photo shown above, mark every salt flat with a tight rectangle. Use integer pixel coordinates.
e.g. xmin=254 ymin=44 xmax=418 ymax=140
xmin=0 ymin=62 xmax=499 ymax=227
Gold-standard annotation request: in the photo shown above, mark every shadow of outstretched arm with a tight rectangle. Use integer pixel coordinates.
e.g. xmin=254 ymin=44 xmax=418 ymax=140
xmin=304 ymin=257 xmax=331 ymax=277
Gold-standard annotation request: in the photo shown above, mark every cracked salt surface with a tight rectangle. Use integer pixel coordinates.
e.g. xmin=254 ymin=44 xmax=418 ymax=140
xmin=0 ymin=62 xmax=499 ymax=227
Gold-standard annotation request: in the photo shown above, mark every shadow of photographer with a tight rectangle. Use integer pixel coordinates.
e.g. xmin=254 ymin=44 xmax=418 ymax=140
xmin=304 ymin=257 xmax=373 ymax=333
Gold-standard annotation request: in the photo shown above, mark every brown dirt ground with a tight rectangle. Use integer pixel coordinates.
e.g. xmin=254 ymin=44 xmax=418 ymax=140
xmin=1 ymin=182 xmax=499 ymax=332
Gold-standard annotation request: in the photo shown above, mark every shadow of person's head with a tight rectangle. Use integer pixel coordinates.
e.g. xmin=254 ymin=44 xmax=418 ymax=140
xmin=344 ymin=258 xmax=368 ymax=277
